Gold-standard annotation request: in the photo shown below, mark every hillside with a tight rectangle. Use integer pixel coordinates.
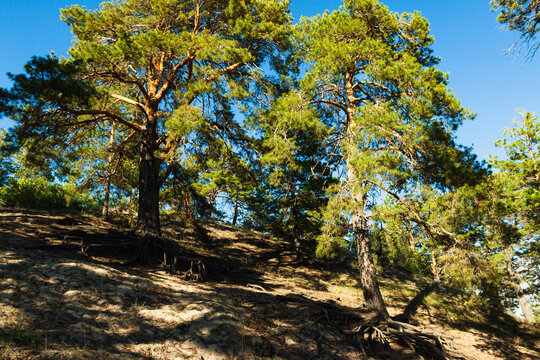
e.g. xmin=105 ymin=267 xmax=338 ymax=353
xmin=0 ymin=208 xmax=538 ymax=360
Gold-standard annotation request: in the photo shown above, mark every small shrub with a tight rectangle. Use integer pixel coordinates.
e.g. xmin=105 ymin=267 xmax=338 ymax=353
xmin=0 ymin=175 xmax=98 ymax=211
xmin=0 ymin=176 xmax=66 ymax=209
xmin=62 ymin=183 xmax=100 ymax=212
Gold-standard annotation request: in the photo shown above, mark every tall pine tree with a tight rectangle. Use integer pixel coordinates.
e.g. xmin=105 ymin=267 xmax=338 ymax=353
xmin=0 ymin=0 xmax=293 ymax=236
xmin=295 ymin=0 xmax=483 ymax=319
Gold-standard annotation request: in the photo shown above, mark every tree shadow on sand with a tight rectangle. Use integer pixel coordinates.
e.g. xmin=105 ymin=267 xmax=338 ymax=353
xmin=391 ymin=279 xmax=540 ymax=360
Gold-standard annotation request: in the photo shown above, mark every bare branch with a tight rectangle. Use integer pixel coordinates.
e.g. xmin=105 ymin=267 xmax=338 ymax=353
xmin=110 ymin=93 xmax=146 ymax=111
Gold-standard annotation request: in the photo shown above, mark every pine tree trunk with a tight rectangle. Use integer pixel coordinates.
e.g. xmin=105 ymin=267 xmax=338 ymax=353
xmin=232 ymin=197 xmax=239 ymax=226
xmin=102 ymin=177 xmax=112 ymax=219
xmin=431 ymin=251 xmax=441 ymax=282
xmin=288 ymin=183 xmax=301 ymax=256
xmin=353 ymin=208 xmax=390 ymax=320
xmin=517 ymin=292 xmax=535 ymax=323
xmin=136 ymin=125 xmax=161 ymax=236
xmin=102 ymin=123 xmax=116 ymax=219
xmin=507 ymin=260 xmax=535 ymax=323
xmin=344 ymin=67 xmax=389 ymax=320
xmin=291 ymin=205 xmax=301 ymax=256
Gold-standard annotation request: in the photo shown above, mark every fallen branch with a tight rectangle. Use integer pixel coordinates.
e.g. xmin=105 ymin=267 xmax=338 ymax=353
xmin=246 ymin=284 xmax=267 ymax=292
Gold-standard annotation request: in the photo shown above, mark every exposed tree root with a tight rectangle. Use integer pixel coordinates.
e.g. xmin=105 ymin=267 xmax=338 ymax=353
xmin=26 ymin=215 xmax=209 ymax=282
xmin=81 ymin=233 xmax=207 ymax=281
xmin=353 ymin=319 xmax=475 ymax=360
xmin=123 ymin=234 xmax=208 ymax=281
xmin=183 ymin=257 xmax=207 ymax=281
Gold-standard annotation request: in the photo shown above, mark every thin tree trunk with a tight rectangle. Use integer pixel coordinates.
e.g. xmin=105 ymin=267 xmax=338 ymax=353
xmin=289 ymin=184 xmax=301 ymax=255
xmin=353 ymin=205 xmax=390 ymax=320
xmin=344 ymin=66 xmax=389 ymax=320
xmin=232 ymin=197 xmax=239 ymax=226
xmin=291 ymin=206 xmax=301 ymax=256
xmin=507 ymin=259 xmax=535 ymax=323
xmin=207 ymin=189 xmax=218 ymax=218
xmin=102 ymin=123 xmax=116 ymax=219
xmin=136 ymin=123 xmax=161 ymax=236
xmin=517 ymin=292 xmax=534 ymax=324
xmin=102 ymin=177 xmax=112 ymax=218
xmin=431 ymin=251 xmax=441 ymax=282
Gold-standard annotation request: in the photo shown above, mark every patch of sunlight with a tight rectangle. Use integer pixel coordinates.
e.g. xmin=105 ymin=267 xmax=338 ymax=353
xmin=150 ymin=275 xmax=213 ymax=295
xmin=0 ymin=251 xmax=24 ymax=264
xmin=52 ymin=261 xmax=122 ymax=279
xmin=0 ymin=305 xmax=25 ymax=327
xmin=139 ymin=303 xmax=211 ymax=324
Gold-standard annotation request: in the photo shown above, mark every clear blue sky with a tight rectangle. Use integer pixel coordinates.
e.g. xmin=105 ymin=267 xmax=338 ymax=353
xmin=1 ymin=0 xmax=538 ymax=160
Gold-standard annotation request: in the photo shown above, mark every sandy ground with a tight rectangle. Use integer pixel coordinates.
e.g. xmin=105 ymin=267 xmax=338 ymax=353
xmin=0 ymin=209 xmax=538 ymax=359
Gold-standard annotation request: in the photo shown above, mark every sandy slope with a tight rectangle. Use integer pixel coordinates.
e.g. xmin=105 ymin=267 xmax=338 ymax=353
xmin=0 ymin=209 xmax=538 ymax=359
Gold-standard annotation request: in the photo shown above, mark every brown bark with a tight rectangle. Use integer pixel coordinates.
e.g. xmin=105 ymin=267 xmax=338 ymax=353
xmin=344 ymin=66 xmax=389 ymax=320
xmin=136 ymin=118 xmax=161 ymax=236
xmin=353 ymin=205 xmax=390 ymax=320
xmin=289 ymin=184 xmax=301 ymax=255
xmin=430 ymin=251 xmax=441 ymax=282
xmin=517 ymin=292 xmax=535 ymax=324
xmin=135 ymin=58 xmax=166 ymax=236
xmin=102 ymin=176 xmax=112 ymax=219
xmin=232 ymin=197 xmax=239 ymax=226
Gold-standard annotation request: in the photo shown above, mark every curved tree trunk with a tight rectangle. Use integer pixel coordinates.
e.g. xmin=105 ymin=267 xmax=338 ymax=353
xmin=507 ymin=259 xmax=535 ymax=323
xmin=344 ymin=66 xmax=389 ymax=320
xmin=232 ymin=197 xmax=239 ymax=226
xmin=289 ymin=184 xmax=301 ymax=255
xmin=102 ymin=175 xmax=112 ymax=219
xmin=346 ymin=128 xmax=389 ymax=320
xmin=517 ymin=291 xmax=535 ymax=324
xmin=353 ymin=205 xmax=390 ymax=320
xmin=431 ymin=251 xmax=441 ymax=282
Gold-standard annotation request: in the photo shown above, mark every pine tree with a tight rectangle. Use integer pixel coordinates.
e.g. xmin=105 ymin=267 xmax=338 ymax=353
xmin=399 ymin=112 xmax=539 ymax=322
xmin=492 ymin=0 xmax=540 ymax=56
xmin=0 ymin=0 xmax=293 ymax=236
xmin=490 ymin=111 xmax=539 ymax=322
xmin=247 ymin=91 xmax=335 ymax=255
xmin=295 ymin=0 xmax=483 ymax=320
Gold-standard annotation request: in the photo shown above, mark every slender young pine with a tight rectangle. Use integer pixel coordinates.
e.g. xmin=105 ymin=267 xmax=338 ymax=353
xmin=296 ymin=0 xmax=477 ymax=319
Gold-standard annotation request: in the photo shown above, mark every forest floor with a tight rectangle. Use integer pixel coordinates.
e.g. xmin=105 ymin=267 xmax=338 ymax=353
xmin=0 ymin=208 xmax=538 ymax=360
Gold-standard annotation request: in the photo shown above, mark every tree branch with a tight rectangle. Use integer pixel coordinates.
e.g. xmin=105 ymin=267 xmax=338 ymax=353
xmin=58 ymin=104 xmax=143 ymax=133
xmin=110 ymin=93 xmax=146 ymax=112
xmin=363 ymin=178 xmax=459 ymax=242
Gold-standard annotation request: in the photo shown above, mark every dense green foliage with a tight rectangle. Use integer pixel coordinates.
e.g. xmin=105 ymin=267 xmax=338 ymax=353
xmin=289 ymin=0 xmax=488 ymax=317
xmin=490 ymin=112 xmax=539 ymax=321
xmin=244 ymin=91 xmax=335 ymax=253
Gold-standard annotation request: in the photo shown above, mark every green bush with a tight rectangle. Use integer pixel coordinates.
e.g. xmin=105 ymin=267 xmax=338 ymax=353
xmin=62 ymin=182 xmax=100 ymax=212
xmin=0 ymin=175 xmax=97 ymax=211
xmin=0 ymin=176 xmax=66 ymax=209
